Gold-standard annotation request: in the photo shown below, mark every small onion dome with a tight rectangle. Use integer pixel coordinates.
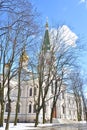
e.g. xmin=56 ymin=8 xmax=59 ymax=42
xmin=5 ymin=63 xmax=10 ymax=68
xmin=20 ymin=51 xmax=29 ymax=62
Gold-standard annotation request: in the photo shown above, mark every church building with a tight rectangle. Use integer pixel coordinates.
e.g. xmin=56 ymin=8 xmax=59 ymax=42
xmin=0 ymin=22 xmax=85 ymax=123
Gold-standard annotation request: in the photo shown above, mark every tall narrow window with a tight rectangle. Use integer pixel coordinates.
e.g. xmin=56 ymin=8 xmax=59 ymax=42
xmin=69 ymin=110 xmax=71 ymax=115
xmin=33 ymin=104 xmax=36 ymax=113
xmin=62 ymin=105 xmax=65 ymax=114
xmin=30 ymin=88 xmax=32 ymax=96
xmin=34 ymin=87 xmax=36 ymax=96
xmin=68 ymin=99 xmax=70 ymax=104
xmin=29 ymin=104 xmax=32 ymax=113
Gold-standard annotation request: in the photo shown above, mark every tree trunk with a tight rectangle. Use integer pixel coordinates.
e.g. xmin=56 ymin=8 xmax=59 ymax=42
xmin=0 ymin=84 xmax=1 ymax=126
xmin=86 ymin=111 xmax=87 ymax=122
xmin=0 ymin=103 xmax=4 ymax=127
xmin=76 ymin=98 xmax=82 ymax=121
xmin=5 ymin=78 xmax=11 ymax=130
xmin=35 ymin=72 xmax=42 ymax=127
xmin=50 ymin=94 xmax=57 ymax=123
xmin=0 ymin=100 xmax=4 ymax=127
xmin=0 ymin=86 xmax=4 ymax=127
xmin=5 ymin=100 xmax=11 ymax=130
xmin=35 ymin=110 xmax=39 ymax=127
xmin=50 ymin=106 xmax=54 ymax=123
xmin=42 ymin=100 xmax=45 ymax=124
xmin=0 ymin=53 xmax=5 ymax=127
xmin=14 ymin=100 xmax=20 ymax=126
xmin=35 ymin=90 xmax=41 ymax=126
xmin=14 ymin=65 xmax=21 ymax=126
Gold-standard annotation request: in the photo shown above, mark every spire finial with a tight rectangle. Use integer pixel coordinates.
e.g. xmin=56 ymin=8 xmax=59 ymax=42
xmin=45 ymin=17 xmax=49 ymax=29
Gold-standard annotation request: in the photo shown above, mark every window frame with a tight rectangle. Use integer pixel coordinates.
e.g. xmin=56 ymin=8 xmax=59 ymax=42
xmin=29 ymin=88 xmax=32 ymax=96
xmin=29 ymin=104 xmax=32 ymax=113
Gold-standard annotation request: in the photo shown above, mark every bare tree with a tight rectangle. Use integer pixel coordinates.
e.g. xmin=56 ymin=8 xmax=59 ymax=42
xmin=69 ymin=70 xmax=84 ymax=121
xmin=48 ymin=26 xmax=78 ymax=123
xmin=14 ymin=47 xmax=29 ymax=126
xmin=35 ymin=23 xmax=55 ymax=126
xmin=80 ymin=85 xmax=87 ymax=121
xmin=0 ymin=0 xmax=39 ymax=37
xmin=14 ymin=56 xmax=22 ymax=126
xmin=34 ymin=23 xmax=79 ymax=126
xmin=5 ymin=44 xmax=16 ymax=130
xmin=0 ymin=0 xmax=40 ymax=129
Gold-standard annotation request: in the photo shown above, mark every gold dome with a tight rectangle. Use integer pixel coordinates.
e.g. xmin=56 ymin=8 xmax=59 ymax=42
xmin=20 ymin=51 xmax=29 ymax=62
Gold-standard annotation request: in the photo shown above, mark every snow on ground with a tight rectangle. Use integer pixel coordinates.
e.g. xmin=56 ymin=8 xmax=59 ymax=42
xmin=0 ymin=121 xmax=87 ymax=130
xmin=0 ymin=123 xmax=53 ymax=130
xmin=79 ymin=121 xmax=87 ymax=123
xmin=0 ymin=123 xmax=37 ymax=130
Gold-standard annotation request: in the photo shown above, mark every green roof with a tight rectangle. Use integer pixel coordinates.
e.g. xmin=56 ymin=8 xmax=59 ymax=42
xmin=42 ymin=22 xmax=50 ymax=53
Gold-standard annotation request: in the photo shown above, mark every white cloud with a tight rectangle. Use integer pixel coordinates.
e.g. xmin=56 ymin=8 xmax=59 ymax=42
xmin=50 ymin=25 xmax=78 ymax=49
xmin=79 ymin=0 xmax=87 ymax=6
xmin=58 ymin=25 xmax=78 ymax=46
xmin=80 ymin=0 xmax=86 ymax=3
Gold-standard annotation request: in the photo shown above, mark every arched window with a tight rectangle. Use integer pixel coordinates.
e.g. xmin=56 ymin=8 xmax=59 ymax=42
xmin=29 ymin=88 xmax=32 ymax=96
xmin=34 ymin=87 xmax=37 ymax=96
xmin=68 ymin=99 xmax=70 ymax=104
xmin=62 ymin=105 xmax=65 ymax=114
xmin=69 ymin=110 xmax=71 ymax=115
xmin=6 ymin=103 xmax=9 ymax=112
xmin=33 ymin=104 xmax=36 ymax=113
xmin=29 ymin=104 xmax=32 ymax=113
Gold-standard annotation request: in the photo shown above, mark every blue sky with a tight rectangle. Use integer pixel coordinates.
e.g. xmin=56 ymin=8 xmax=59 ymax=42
xmin=31 ymin=0 xmax=87 ymax=35
xmin=31 ymin=0 xmax=87 ymax=74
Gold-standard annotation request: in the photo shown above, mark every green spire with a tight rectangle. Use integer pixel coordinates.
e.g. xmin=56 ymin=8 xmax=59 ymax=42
xmin=42 ymin=21 xmax=50 ymax=53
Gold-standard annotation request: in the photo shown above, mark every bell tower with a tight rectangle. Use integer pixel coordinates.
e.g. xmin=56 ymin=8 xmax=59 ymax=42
xmin=42 ymin=21 xmax=51 ymax=65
